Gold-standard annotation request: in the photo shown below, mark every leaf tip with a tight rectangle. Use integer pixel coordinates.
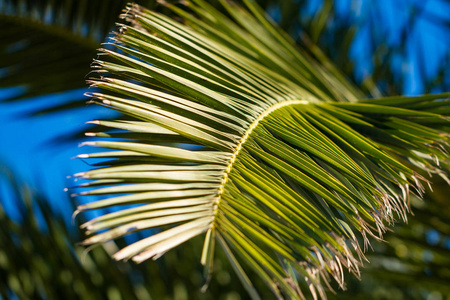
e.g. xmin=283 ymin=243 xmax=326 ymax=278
xmin=80 ymin=142 xmax=96 ymax=147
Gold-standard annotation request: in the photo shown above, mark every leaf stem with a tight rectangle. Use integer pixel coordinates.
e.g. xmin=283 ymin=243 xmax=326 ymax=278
xmin=213 ymin=100 xmax=310 ymax=217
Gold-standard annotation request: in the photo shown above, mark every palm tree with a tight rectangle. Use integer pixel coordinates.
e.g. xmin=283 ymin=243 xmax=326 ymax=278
xmin=1 ymin=0 xmax=449 ymax=299
xmin=71 ymin=1 xmax=449 ymax=299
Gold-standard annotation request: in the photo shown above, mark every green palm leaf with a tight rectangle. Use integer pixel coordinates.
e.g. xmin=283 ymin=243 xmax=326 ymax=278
xmin=74 ymin=1 xmax=450 ymax=299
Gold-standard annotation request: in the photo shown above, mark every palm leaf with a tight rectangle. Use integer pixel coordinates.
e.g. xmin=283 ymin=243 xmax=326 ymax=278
xmin=74 ymin=1 xmax=450 ymax=299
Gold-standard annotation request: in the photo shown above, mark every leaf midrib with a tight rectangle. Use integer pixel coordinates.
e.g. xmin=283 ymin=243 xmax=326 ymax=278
xmin=212 ymin=99 xmax=310 ymax=218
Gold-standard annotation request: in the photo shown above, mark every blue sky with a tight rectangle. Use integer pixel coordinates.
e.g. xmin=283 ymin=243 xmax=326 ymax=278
xmin=0 ymin=88 xmax=116 ymax=223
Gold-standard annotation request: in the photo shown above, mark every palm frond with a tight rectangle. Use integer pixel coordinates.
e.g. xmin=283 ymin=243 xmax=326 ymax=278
xmin=74 ymin=1 xmax=450 ymax=299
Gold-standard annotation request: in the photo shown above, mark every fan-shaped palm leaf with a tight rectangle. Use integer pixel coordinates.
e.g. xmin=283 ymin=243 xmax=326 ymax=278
xmin=74 ymin=1 xmax=450 ymax=299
